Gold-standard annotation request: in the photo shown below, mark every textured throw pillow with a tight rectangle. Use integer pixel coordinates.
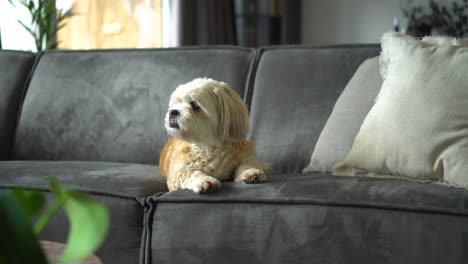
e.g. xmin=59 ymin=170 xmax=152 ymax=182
xmin=333 ymin=32 xmax=468 ymax=189
xmin=303 ymin=57 xmax=382 ymax=173
xmin=421 ymin=35 xmax=468 ymax=46
xmin=380 ymin=35 xmax=468 ymax=79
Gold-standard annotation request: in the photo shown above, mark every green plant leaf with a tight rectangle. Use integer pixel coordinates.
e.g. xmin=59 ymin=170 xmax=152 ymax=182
xmin=34 ymin=191 xmax=66 ymax=235
xmin=11 ymin=188 xmax=45 ymax=222
xmin=32 ymin=7 xmax=42 ymax=24
xmin=11 ymin=0 xmax=73 ymax=52
xmin=18 ymin=20 xmax=36 ymax=38
xmin=0 ymin=191 xmax=48 ymax=264
xmin=48 ymin=41 xmax=59 ymax=49
xmin=49 ymin=178 xmax=109 ymax=263
xmin=7 ymin=0 xmax=16 ymax=8
xmin=17 ymin=1 xmax=28 ymax=9
xmin=60 ymin=191 xmax=109 ymax=262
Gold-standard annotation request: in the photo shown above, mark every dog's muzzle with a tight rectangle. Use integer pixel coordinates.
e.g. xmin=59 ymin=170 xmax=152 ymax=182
xmin=168 ymin=109 xmax=180 ymax=129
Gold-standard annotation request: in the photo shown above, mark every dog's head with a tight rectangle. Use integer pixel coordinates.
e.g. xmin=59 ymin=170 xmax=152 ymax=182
xmin=164 ymin=78 xmax=249 ymax=145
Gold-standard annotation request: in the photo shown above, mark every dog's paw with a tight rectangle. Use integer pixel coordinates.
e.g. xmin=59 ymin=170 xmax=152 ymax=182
xmin=189 ymin=176 xmax=221 ymax=194
xmin=236 ymin=169 xmax=266 ymax=184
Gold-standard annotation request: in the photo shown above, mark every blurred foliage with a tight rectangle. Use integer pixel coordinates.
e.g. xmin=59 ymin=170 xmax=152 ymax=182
xmin=402 ymin=0 xmax=468 ymax=37
xmin=0 ymin=177 xmax=109 ymax=264
xmin=8 ymin=0 xmax=73 ymax=52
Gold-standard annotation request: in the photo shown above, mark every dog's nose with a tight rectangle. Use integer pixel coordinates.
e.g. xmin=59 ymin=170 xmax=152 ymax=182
xmin=169 ymin=109 xmax=179 ymax=117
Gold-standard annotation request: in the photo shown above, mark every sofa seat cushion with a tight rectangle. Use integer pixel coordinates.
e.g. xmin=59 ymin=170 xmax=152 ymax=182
xmin=152 ymin=173 xmax=468 ymax=216
xmin=150 ymin=173 xmax=468 ymax=215
xmin=0 ymin=160 xmax=167 ymax=198
xmin=141 ymin=174 xmax=468 ymax=264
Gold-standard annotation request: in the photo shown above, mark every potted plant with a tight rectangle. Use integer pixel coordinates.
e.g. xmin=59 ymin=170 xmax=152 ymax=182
xmin=0 ymin=177 xmax=109 ymax=264
xmin=7 ymin=0 xmax=73 ymax=52
xmin=402 ymin=0 xmax=468 ymax=38
xmin=402 ymin=0 xmax=432 ymax=37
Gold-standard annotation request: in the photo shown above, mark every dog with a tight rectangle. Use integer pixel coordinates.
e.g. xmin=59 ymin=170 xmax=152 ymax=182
xmin=159 ymin=78 xmax=267 ymax=193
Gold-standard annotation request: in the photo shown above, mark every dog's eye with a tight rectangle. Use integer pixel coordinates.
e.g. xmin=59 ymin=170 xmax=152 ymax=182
xmin=190 ymin=101 xmax=201 ymax=111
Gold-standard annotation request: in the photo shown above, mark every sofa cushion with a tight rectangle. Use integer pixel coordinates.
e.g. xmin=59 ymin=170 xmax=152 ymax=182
xmin=0 ymin=160 xmax=167 ymax=197
xmin=148 ymin=173 xmax=468 ymax=214
xmin=13 ymin=48 xmax=254 ymax=164
xmin=334 ymin=32 xmax=468 ymax=188
xmin=141 ymin=173 xmax=468 ymax=264
xmin=0 ymin=51 xmax=36 ymax=160
xmin=247 ymin=46 xmax=380 ymax=174
xmin=304 ymin=56 xmax=382 ymax=173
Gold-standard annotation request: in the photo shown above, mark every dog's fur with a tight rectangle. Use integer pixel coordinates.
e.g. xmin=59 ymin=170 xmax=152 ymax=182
xmin=160 ymin=78 xmax=266 ymax=193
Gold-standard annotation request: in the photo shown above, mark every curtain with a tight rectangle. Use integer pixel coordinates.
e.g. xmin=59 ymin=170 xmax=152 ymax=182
xmin=163 ymin=0 xmax=236 ymax=46
xmin=162 ymin=0 xmax=300 ymax=47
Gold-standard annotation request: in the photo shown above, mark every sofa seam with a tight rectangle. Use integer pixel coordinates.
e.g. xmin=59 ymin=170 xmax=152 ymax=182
xmin=242 ymin=48 xmax=258 ymax=108
xmin=42 ymin=45 xmax=253 ymax=54
xmin=0 ymin=185 xmax=155 ymax=201
xmin=138 ymin=197 xmax=160 ymax=264
xmin=244 ymin=48 xmax=265 ymax=109
xmin=259 ymin=43 xmax=380 ymax=51
xmin=145 ymin=198 xmax=468 ymax=218
xmin=0 ymin=49 xmax=36 ymax=55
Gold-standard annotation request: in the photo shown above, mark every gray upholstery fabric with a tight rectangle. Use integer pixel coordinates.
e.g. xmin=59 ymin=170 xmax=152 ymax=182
xmin=0 ymin=161 xmax=167 ymax=197
xmin=13 ymin=48 xmax=254 ymax=163
xmin=37 ymin=192 xmax=143 ymax=264
xmin=0 ymin=51 xmax=36 ymax=160
xmin=142 ymin=173 xmax=468 ymax=264
xmin=247 ymin=45 xmax=380 ymax=174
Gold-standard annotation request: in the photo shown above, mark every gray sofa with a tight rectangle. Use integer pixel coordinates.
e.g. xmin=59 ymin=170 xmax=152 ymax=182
xmin=1 ymin=46 xmax=467 ymax=264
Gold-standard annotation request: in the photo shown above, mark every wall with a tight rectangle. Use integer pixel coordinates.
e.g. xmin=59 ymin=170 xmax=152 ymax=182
xmin=301 ymin=0 xmax=425 ymax=45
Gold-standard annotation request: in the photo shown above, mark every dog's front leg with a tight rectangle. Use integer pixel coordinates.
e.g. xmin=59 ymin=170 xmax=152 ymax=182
xmin=234 ymin=160 xmax=267 ymax=184
xmin=167 ymin=170 xmax=221 ymax=193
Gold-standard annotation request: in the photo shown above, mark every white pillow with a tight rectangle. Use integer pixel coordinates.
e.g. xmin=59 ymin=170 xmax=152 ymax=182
xmin=379 ymin=35 xmax=468 ymax=79
xmin=304 ymin=35 xmax=468 ymax=173
xmin=303 ymin=57 xmax=382 ymax=173
xmin=421 ymin=35 xmax=468 ymax=46
xmin=333 ymin=32 xmax=468 ymax=189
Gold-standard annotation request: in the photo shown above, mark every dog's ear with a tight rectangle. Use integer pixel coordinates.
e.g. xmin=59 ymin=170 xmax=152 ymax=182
xmin=216 ymin=84 xmax=249 ymax=141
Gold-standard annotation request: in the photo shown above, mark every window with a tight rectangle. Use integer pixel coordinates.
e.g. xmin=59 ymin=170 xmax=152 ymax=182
xmin=0 ymin=0 xmax=165 ymax=51
xmin=58 ymin=0 xmax=162 ymax=49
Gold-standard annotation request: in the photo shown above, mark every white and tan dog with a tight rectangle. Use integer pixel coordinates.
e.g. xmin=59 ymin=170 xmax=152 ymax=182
xmin=160 ymin=78 xmax=266 ymax=193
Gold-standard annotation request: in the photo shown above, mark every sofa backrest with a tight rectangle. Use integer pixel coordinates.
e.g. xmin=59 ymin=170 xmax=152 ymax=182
xmin=0 ymin=51 xmax=36 ymax=160
xmin=247 ymin=45 xmax=380 ymax=174
xmin=12 ymin=48 xmax=255 ymax=164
